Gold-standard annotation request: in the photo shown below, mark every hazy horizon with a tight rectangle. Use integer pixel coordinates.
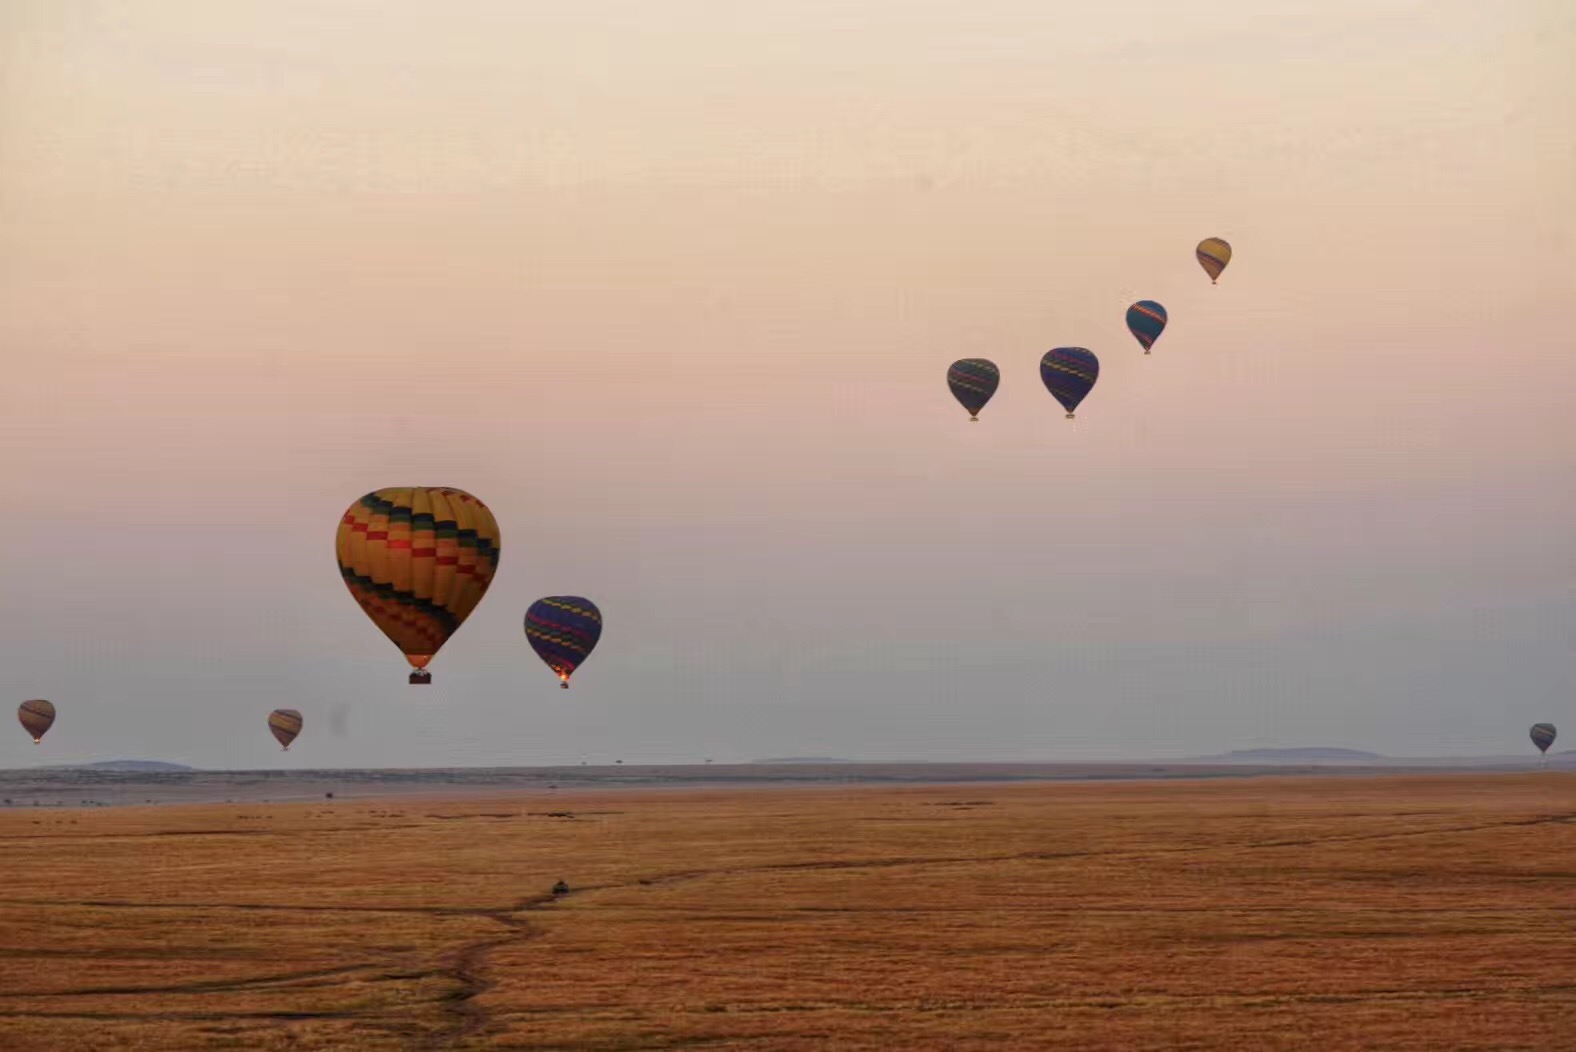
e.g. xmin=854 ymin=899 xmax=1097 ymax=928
xmin=21 ymin=744 xmax=1576 ymax=772
xmin=2 ymin=1 xmax=1572 ymax=770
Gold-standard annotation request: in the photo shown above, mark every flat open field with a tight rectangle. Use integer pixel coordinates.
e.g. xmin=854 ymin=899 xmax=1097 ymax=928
xmin=1 ymin=774 xmax=1571 ymax=1050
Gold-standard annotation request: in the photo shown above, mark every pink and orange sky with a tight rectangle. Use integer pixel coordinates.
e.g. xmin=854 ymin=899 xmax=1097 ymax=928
xmin=2 ymin=1 xmax=1572 ymax=767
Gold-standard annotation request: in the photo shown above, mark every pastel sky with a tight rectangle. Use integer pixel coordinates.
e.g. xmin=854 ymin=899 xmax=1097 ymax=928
xmin=2 ymin=0 xmax=1572 ymax=769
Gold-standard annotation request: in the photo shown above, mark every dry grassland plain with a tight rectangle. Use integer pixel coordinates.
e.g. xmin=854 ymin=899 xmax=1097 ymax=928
xmin=0 ymin=774 xmax=1572 ymax=1050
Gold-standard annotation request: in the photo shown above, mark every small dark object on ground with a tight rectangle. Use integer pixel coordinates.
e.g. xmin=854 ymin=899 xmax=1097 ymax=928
xmin=552 ymin=880 xmax=569 ymax=895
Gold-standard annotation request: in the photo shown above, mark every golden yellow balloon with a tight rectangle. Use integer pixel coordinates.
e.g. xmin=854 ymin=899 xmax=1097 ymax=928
xmin=18 ymin=699 xmax=55 ymax=743
xmin=268 ymin=709 xmax=303 ymax=750
xmin=1196 ymin=237 xmax=1232 ymax=284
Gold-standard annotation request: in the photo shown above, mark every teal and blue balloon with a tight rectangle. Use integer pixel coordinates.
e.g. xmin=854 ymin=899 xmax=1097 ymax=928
xmin=947 ymin=359 xmax=1000 ymax=421
xmin=1040 ymin=348 xmax=1099 ymax=419
xmin=1126 ymin=301 xmax=1168 ymax=355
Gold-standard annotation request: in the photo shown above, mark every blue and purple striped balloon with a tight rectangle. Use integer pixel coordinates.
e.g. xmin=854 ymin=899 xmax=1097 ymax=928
xmin=1040 ymin=347 xmax=1100 ymax=419
xmin=947 ymin=358 xmax=1000 ymax=421
xmin=525 ymin=597 xmax=603 ymax=688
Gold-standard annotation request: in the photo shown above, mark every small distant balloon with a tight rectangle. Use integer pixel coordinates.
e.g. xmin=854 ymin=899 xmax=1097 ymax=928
xmin=1126 ymin=301 xmax=1168 ymax=355
xmin=1530 ymin=723 xmax=1556 ymax=755
xmin=947 ymin=359 xmax=1000 ymax=421
xmin=525 ymin=597 xmax=603 ymax=688
xmin=18 ymin=700 xmax=55 ymax=744
xmin=269 ymin=709 xmax=303 ymax=751
xmin=335 ymin=487 xmax=501 ymax=684
xmin=1196 ymin=238 xmax=1232 ymax=284
xmin=1040 ymin=348 xmax=1100 ymax=419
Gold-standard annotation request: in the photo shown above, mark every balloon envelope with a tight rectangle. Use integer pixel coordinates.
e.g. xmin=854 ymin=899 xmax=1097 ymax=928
xmin=525 ymin=597 xmax=604 ymax=687
xmin=18 ymin=699 xmax=54 ymax=743
xmin=1126 ymin=301 xmax=1168 ymax=354
xmin=269 ymin=709 xmax=303 ymax=750
xmin=335 ymin=487 xmax=501 ymax=680
xmin=1530 ymin=723 xmax=1556 ymax=754
xmin=1196 ymin=238 xmax=1232 ymax=283
xmin=1040 ymin=348 xmax=1100 ymax=417
xmin=947 ymin=359 xmax=1000 ymax=420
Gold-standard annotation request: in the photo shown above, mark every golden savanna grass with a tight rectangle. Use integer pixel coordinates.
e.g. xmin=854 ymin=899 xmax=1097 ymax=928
xmin=0 ymin=775 xmax=1572 ymax=1049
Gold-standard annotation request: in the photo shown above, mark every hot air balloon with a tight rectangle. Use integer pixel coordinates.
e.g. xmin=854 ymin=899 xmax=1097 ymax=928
xmin=336 ymin=487 xmax=501 ymax=684
xmin=1196 ymin=238 xmax=1232 ymax=284
xmin=525 ymin=597 xmax=603 ymax=688
xmin=1531 ymin=723 xmax=1556 ymax=759
xmin=269 ymin=709 xmax=303 ymax=751
xmin=18 ymin=700 xmax=54 ymax=744
xmin=947 ymin=359 xmax=1000 ymax=421
xmin=1040 ymin=348 xmax=1100 ymax=418
xmin=1126 ymin=301 xmax=1168 ymax=354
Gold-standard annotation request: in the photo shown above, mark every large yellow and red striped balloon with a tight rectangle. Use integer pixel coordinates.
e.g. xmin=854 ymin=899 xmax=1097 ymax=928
xmin=335 ymin=488 xmax=501 ymax=682
xmin=18 ymin=699 xmax=55 ymax=743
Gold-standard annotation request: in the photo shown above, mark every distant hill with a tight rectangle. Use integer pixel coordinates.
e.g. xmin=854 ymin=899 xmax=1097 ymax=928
xmin=750 ymin=757 xmax=855 ymax=765
xmin=43 ymin=760 xmax=195 ymax=773
xmin=1196 ymin=748 xmax=1386 ymax=764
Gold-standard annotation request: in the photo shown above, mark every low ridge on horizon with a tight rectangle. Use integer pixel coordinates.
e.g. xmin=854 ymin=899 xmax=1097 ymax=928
xmin=37 ymin=760 xmax=197 ymax=773
xmin=1194 ymin=747 xmax=1387 ymax=762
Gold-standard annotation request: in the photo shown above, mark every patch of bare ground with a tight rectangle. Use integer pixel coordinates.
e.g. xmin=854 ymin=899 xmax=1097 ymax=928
xmin=1 ymin=774 xmax=1572 ymax=1049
